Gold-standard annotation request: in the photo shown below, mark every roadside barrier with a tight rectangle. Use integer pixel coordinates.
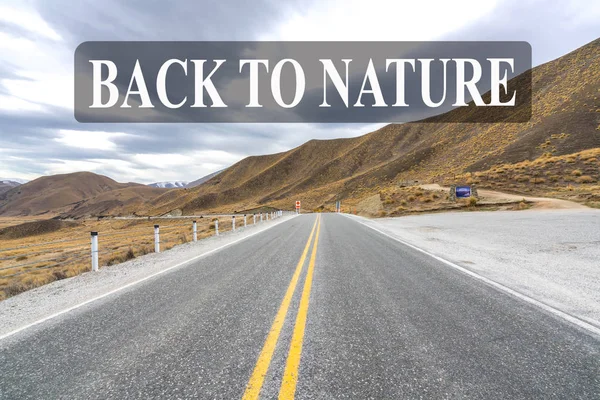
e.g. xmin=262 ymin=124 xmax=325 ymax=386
xmin=0 ymin=211 xmax=289 ymax=281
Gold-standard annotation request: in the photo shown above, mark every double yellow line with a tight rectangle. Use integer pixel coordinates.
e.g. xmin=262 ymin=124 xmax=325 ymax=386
xmin=243 ymin=214 xmax=322 ymax=400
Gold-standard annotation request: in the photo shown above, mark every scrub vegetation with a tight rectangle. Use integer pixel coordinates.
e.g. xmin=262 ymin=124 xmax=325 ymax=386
xmin=0 ymin=216 xmax=234 ymax=300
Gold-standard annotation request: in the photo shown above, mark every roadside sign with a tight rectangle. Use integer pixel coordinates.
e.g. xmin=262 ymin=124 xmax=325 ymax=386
xmin=295 ymin=201 xmax=301 ymax=209
xmin=455 ymin=186 xmax=472 ymax=198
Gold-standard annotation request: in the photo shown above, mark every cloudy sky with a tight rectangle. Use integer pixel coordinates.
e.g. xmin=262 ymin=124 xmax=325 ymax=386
xmin=1 ymin=0 xmax=599 ymax=184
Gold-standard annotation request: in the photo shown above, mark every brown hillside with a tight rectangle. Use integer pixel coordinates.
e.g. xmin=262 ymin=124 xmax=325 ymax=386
xmin=60 ymin=185 xmax=169 ymax=218
xmin=0 ymin=172 xmax=166 ymax=217
xmin=149 ymin=38 xmax=600 ymax=214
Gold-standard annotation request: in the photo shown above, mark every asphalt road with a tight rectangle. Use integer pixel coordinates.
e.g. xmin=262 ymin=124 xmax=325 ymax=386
xmin=1 ymin=214 xmax=598 ymax=399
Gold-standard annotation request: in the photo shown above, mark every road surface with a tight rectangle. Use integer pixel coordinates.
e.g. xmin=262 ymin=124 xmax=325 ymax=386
xmin=1 ymin=214 xmax=598 ymax=399
xmin=368 ymin=209 xmax=600 ymax=326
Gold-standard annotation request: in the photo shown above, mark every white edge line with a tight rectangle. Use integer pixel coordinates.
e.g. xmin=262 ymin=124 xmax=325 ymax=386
xmin=342 ymin=213 xmax=600 ymax=338
xmin=0 ymin=215 xmax=299 ymax=342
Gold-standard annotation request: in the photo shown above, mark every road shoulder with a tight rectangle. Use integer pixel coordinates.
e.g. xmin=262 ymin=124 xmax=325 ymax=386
xmin=0 ymin=215 xmax=297 ymax=339
xmin=343 ymin=211 xmax=600 ymax=336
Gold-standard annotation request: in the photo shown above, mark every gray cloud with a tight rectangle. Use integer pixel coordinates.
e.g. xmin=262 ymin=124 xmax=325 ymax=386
xmin=0 ymin=0 xmax=598 ymax=183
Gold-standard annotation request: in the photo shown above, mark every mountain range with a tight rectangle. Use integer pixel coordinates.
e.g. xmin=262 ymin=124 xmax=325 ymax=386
xmin=0 ymin=172 xmax=167 ymax=217
xmin=0 ymin=38 xmax=598 ymax=218
xmin=146 ymin=38 xmax=600 ymax=214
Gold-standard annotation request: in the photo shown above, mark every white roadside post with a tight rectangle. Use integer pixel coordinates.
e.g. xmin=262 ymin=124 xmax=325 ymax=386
xmin=253 ymin=214 xmax=256 ymax=224
xmin=260 ymin=213 xmax=263 ymax=222
xmin=232 ymin=215 xmax=236 ymax=231
xmin=192 ymin=220 xmax=197 ymax=242
xmin=90 ymin=231 xmax=99 ymax=272
xmin=244 ymin=214 xmax=247 ymax=227
xmin=215 ymin=219 xmax=219 ymax=236
xmin=154 ymin=225 xmax=160 ymax=253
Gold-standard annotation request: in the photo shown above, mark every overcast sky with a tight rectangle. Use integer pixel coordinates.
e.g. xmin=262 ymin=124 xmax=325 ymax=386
xmin=0 ymin=0 xmax=599 ymax=184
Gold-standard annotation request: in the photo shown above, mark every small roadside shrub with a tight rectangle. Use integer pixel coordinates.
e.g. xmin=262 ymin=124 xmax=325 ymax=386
xmin=576 ymin=175 xmax=595 ymax=184
xmin=548 ymin=175 xmax=560 ymax=182
xmin=515 ymin=174 xmax=529 ymax=182
xmin=106 ymin=248 xmax=135 ymax=266
xmin=4 ymin=283 xmax=30 ymax=297
xmin=124 ymin=248 xmax=135 ymax=261
xmin=52 ymin=270 xmax=68 ymax=280
xmin=571 ymin=169 xmax=583 ymax=176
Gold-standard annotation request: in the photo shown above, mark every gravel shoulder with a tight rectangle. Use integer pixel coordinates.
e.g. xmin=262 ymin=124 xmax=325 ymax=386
xmin=0 ymin=215 xmax=297 ymax=338
xmin=347 ymin=209 xmax=600 ymax=327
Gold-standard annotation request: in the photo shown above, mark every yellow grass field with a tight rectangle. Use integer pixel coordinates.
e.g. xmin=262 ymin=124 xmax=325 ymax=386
xmin=0 ymin=216 xmax=241 ymax=300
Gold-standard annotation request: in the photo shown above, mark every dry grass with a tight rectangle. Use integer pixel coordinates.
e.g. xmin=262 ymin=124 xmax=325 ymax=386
xmin=445 ymin=148 xmax=600 ymax=204
xmin=344 ymin=186 xmax=484 ymax=217
xmin=0 ymin=215 xmax=243 ymax=300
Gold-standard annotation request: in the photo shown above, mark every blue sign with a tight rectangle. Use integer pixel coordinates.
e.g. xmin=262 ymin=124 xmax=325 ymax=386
xmin=456 ymin=186 xmax=472 ymax=198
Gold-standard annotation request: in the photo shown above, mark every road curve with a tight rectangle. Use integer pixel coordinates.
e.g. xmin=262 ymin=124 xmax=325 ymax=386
xmin=0 ymin=214 xmax=598 ymax=399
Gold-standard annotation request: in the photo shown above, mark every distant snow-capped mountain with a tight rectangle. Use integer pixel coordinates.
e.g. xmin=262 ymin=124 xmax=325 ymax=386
xmin=0 ymin=178 xmax=28 ymax=184
xmin=0 ymin=179 xmax=25 ymax=195
xmin=148 ymin=181 xmax=188 ymax=189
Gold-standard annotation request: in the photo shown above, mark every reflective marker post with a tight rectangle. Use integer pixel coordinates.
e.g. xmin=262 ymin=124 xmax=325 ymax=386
xmin=90 ymin=232 xmax=99 ymax=272
xmin=154 ymin=225 xmax=160 ymax=253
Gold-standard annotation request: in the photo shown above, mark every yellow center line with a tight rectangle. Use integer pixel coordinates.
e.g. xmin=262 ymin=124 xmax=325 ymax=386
xmin=279 ymin=214 xmax=322 ymax=400
xmin=242 ymin=214 xmax=320 ymax=400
